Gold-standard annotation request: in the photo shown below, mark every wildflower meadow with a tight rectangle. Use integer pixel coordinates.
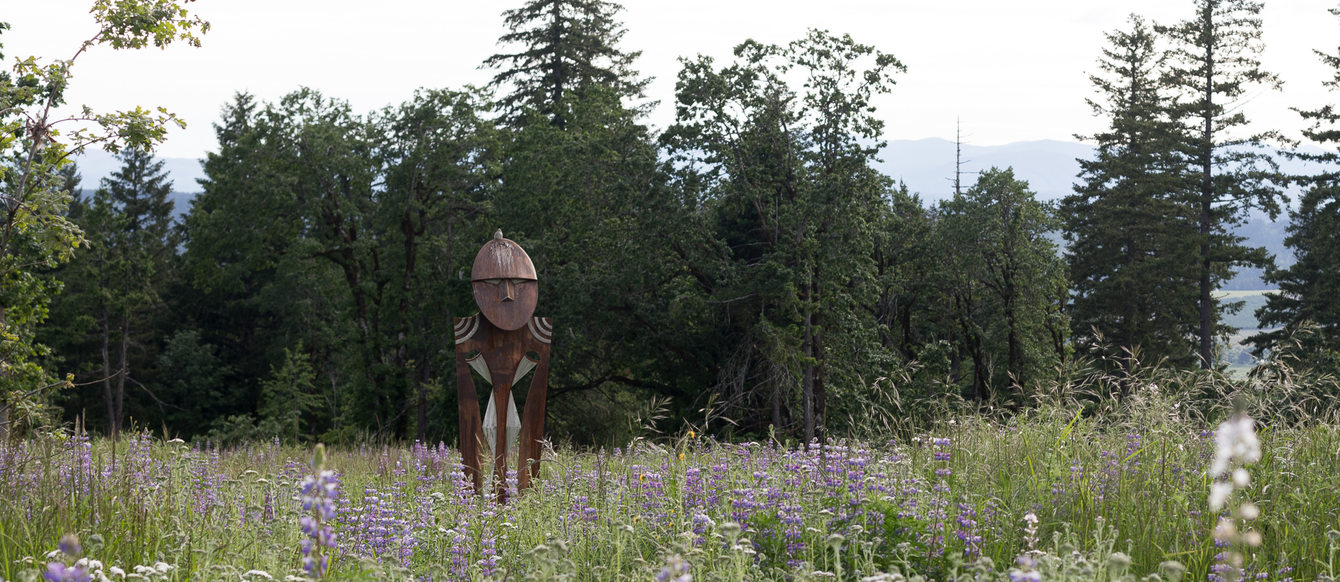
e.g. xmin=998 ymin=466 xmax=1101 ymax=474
xmin=4 ymin=378 xmax=1340 ymax=582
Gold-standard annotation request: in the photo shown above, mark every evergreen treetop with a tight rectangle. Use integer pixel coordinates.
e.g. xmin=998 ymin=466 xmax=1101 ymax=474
xmin=483 ymin=0 xmax=649 ymax=128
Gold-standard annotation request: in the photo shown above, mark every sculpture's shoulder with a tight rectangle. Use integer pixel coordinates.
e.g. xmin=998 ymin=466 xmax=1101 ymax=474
xmin=526 ymin=316 xmax=552 ymax=344
xmin=454 ymin=315 xmax=482 ymax=345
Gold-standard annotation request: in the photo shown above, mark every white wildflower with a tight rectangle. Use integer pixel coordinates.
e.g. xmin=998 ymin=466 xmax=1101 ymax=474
xmin=1211 ymin=415 xmax=1260 ymax=477
xmin=243 ymin=570 xmax=274 ymax=580
xmin=1208 ymin=413 xmax=1260 ymax=512
xmin=110 ymin=566 xmax=126 ymax=579
xmin=1209 ymin=481 xmax=1234 ymax=512
xmin=1239 ymin=503 xmax=1260 ymax=521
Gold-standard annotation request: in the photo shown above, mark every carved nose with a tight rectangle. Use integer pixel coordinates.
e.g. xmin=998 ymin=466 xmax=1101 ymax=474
xmin=502 ymin=280 xmax=515 ymax=301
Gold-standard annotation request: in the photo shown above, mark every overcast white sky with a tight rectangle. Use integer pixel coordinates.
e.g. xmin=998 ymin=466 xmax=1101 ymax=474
xmin=4 ymin=0 xmax=1338 ymax=159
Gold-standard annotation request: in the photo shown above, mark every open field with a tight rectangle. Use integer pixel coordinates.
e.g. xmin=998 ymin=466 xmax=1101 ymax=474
xmin=3 ymin=398 xmax=1338 ymax=581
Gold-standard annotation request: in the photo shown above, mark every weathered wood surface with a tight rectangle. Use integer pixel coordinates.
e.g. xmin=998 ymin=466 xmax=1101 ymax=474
xmin=454 ymin=230 xmax=551 ymax=503
xmin=454 ymin=314 xmax=552 ymax=503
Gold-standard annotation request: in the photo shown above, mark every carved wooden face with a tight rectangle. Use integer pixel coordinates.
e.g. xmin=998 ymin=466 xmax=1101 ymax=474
xmin=472 ymin=277 xmax=538 ymax=330
xmin=471 ymin=232 xmax=538 ymax=330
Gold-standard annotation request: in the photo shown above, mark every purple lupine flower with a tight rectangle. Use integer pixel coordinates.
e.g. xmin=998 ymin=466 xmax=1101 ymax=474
xmin=57 ymin=535 xmax=80 ymax=557
xmin=779 ymin=502 xmax=805 ymax=567
xmin=42 ymin=562 xmax=91 ymax=582
xmin=656 ymin=554 xmax=692 ymax=582
xmin=191 ymin=446 xmax=223 ymax=515
xmin=43 ymin=535 xmax=90 ymax=582
xmin=926 ymin=436 xmax=953 ymax=558
xmin=477 ymin=531 xmax=499 ymax=578
xmin=1008 ymin=555 xmax=1042 ymax=582
xmin=342 ymin=484 xmax=415 ymax=564
xmin=932 ymin=437 xmax=953 ymax=477
xmin=955 ymin=502 xmax=982 ymax=558
xmin=300 ymin=444 xmax=340 ymax=579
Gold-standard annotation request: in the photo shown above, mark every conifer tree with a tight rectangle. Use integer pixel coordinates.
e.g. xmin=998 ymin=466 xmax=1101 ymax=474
xmin=485 ymin=0 xmax=702 ymax=442
xmin=1159 ymin=0 xmax=1285 ymax=368
xmin=65 ymin=147 xmax=177 ymax=438
xmin=1250 ymin=6 xmax=1340 ymax=362
xmin=483 ymin=0 xmax=649 ymax=127
xmin=1064 ymin=15 xmax=1200 ymax=371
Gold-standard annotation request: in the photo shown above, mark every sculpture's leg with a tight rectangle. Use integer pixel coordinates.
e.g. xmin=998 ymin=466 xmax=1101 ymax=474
xmin=518 ymin=350 xmax=551 ymax=492
xmin=493 ymin=381 xmax=511 ymax=504
xmin=454 ymin=350 xmax=483 ymax=495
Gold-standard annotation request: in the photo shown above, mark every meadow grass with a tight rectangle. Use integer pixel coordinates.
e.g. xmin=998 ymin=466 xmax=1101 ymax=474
xmin=3 ymin=387 xmax=1339 ymax=581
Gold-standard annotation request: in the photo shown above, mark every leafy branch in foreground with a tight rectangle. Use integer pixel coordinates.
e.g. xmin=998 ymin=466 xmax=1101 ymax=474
xmin=0 ymin=0 xmax=207 ymax=439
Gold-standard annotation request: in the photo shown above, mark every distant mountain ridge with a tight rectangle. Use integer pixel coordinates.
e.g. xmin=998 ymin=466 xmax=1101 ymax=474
xmin=71 ymin=139 xmax=1295 ymax=290
xmin=875 ymin=137 xmax=1092 ymax=202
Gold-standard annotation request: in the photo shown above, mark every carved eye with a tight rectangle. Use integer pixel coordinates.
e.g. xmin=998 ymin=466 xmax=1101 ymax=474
xmin=511 ymin=279 xmax=531 ymax=286
xmin=482 ymin=279 xmax=502 ymax=286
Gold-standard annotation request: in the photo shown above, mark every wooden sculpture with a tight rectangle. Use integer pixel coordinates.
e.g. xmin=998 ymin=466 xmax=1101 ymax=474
xmin=454 ymin=230 xmax=552 ymax=503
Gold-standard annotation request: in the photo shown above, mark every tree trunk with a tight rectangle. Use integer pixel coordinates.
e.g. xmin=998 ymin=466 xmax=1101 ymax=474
xmin=813 ymin=272 xmax=825 ymax=445
xmin=1197 ymin=17 xmax=1216 ymax=370
xmin=801 ymin=313 xmax=815 ymax=446
xmin=400 ymin=202 xmax=420 ymax=441
xmin=101 ymin=306 xmax=116 ymax=440
xmin=416 ymin=359 xmax=429 ymax=443
xmin=814 ymin=313 xmax=826 ymax=445
xmin=0 ymin=306 xmax=8 ymax=441
xmin=115 ymin=313 xmax=130 ymax=438
xmin=1006 ymin=291 xmax=1020 ymax=387
xmin=771 ymin=378 xmax=782 ymax=430
xmin=801 ymin=272 xmax=815 ymax=447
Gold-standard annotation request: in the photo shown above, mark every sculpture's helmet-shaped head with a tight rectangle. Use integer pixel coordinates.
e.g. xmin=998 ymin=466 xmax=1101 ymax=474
xmin=471 ymin=230 xmax=538 ymax=330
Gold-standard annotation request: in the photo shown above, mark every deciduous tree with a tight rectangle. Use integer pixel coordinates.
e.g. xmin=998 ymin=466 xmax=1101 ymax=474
xmin=0 ymin=2 xmax=206 ymax=438
xmin=938 ymin=168 xmax=1066 ymax=400
xmin=665 ymin=30 xmax=904 ymax=442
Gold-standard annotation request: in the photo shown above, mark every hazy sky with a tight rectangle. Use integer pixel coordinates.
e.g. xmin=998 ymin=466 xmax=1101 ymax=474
xmin=5 ymin=0 xmax=1338 ymax=159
